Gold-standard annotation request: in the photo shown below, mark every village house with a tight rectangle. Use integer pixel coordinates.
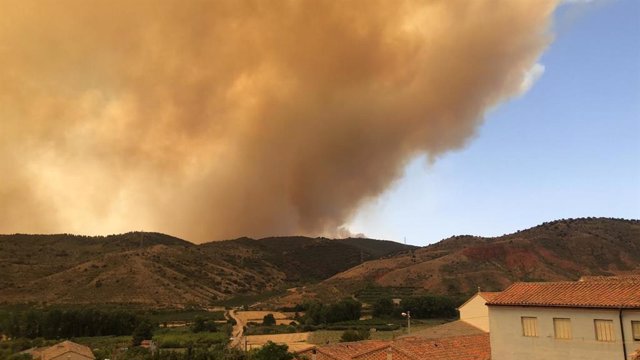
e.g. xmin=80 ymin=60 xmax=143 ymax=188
xmin=457 ymin=291 xmax=500 ymax=332
xmin=26 ymin=340 xmax=95 ymax=360
xmin=393 ymin=291 xmax=498 ymax=340
xmin=487 ymin=276 xmax=640 ymax=360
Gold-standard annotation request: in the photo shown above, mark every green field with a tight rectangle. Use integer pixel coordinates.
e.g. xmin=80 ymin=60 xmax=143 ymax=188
xmin=308 ymin=319 xmax=450 ymax=344
xmin=153 ymin=327 xmax=229 ymax=349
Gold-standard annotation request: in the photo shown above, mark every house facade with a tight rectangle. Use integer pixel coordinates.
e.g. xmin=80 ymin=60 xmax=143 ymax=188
xmin=488 ymin=278 xmax=640 ymax=360
xmin=457 ymin=292 xmax=499 ymax=332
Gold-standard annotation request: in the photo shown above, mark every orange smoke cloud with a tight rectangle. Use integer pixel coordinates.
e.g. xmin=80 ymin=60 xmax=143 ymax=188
xmin=0 ymin=0 xmax=557 ymax=242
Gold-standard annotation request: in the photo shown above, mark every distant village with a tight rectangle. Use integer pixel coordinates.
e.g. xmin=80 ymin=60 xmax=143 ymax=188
xmin=3 ymin=275 xmax=639 ymax=360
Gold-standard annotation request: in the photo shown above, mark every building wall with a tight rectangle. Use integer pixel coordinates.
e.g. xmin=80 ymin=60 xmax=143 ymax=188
xmin=459 ymin=294 xmax=490 ymax=332
xmin=489 ymin=306 xmax=640 ymax=360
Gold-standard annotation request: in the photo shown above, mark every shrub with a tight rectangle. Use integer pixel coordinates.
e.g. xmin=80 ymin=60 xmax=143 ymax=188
xmin=340 ymin=329 xmax=370 ymax=342
xmin=262 ymin=314 xmax=276 ymax=326
xmin=250 ymin=341 xmax=293 ymax=360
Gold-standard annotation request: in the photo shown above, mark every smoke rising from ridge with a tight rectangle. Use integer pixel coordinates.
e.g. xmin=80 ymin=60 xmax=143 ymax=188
xmin=0 ymin=0 xmax=557 ymax=242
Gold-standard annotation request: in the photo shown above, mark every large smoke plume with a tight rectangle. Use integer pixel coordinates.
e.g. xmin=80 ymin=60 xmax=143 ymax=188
xmin=0 ymin=0 xmax=557 ymax=242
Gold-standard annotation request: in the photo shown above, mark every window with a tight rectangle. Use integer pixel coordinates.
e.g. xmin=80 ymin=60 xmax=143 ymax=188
xmin=521 ymin=317 xmax=538 ymax=337
xmin=594 ymin=319 xmax=615 ymax=342
xmin=632 ymin=321 xmax=640 ymax=341
xmin=554 ymin=318 xmax=572 ymax=339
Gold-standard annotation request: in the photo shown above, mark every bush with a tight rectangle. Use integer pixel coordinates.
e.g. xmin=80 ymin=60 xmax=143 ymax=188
xmin=192 ymin=316 xmax=217 ymax=333
xmin=340 ymin=329 xmax=370 ymax=342
xmin=262 ymin=314 xmax=276 ymax=326
xmin=249 ymin=341 xmax=293 ymax=360
xmin=132 ymin=319 xmax=155 ymax=346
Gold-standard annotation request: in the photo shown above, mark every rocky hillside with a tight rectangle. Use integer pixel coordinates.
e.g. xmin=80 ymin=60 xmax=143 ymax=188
xmin=283 ymin=218 xmax=640 ymax=304
xmin=0 ymin=233 xmax=412 ymax=307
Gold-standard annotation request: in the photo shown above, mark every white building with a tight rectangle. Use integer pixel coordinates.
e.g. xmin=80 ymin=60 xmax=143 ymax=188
xmin=457 ymin=291 xmax=500 ymax=332
xmin=488 ymin=276 xmax=640 ymax=360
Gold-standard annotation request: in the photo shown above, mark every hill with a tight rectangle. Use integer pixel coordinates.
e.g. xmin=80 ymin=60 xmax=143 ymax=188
xmin=276 ymin=218 xmax=640 ymax=304
xmin=0 ymin=232 xmax=412 ymax=307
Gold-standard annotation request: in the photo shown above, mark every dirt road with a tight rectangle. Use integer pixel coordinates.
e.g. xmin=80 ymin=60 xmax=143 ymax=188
xmin=227 ymin=309 xmax=245 ymax=349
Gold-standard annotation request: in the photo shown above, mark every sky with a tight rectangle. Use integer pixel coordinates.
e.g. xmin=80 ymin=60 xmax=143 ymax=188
xmin=0 ymin=0 xmax=637 ymax=244
xmin=348 ymin=0 xmax=640 ymax=245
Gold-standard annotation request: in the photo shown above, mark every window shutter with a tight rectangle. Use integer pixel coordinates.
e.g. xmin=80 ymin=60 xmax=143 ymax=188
xmin=521 ymin=317 xmax=538 ymax=337
xmin=594 ymin=319 xmax=615 ymax=342
xmin=553 ymin=318 xmax=572 ymax=339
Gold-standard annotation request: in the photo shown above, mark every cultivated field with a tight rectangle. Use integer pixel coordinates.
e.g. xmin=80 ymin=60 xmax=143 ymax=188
xmin=234 ymin=311 xmax=289 ymax=323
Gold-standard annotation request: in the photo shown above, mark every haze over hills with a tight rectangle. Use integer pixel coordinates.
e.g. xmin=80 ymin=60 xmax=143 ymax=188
xmin=291 ymin=218 xmax=640 ymax=304
xmin=0 ymin=233 xmax=413 ymax=307
xmin=1 ymin=218 xmax=638 ymax=308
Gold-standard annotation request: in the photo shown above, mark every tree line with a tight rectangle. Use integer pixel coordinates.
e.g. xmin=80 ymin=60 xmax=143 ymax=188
xmin=373 ymin=295 xmax=458 ymax=319
xmin=299 ymin=299 xmax=361 ymax=325
xmin=1 ymin=308 xmax=145 ymax=339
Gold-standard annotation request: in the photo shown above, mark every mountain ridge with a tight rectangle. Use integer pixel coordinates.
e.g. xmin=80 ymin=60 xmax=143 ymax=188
xmin=1 ymin=217 xmax=638 ymax=308
xmin=281 ymin=217 xmax=640 ymax=304
xmin=0 ymin=232 xmax=412 ymax=307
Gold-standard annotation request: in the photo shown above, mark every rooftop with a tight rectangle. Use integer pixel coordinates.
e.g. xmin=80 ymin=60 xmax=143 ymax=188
xmin=478 ymin=292 xmax=500 ymax=301
xmin=40 ymin=341 xmax=95 ymax=360
xmin=296 ymin=334 xmax=490 ymax=360
xmin=487 ymin=276 xmax=640 ymax=309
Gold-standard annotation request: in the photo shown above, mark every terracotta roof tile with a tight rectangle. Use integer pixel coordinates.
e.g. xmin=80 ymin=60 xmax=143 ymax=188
xmin=295 ymin=334 xmax=490 ymax=360
xmin=41 ymin=341 xmax=95 ymax=360
xmin=487 ymin=278 xmax=640 ymax=309
xmin=395 ymin=334 xmax=490 ymax=360
xmin=478 ymin=292 xmax=500 ymax=301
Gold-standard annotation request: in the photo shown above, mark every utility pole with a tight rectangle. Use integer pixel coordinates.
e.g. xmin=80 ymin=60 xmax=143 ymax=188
xmin=401 ymin=311 xmax=411 ymax=334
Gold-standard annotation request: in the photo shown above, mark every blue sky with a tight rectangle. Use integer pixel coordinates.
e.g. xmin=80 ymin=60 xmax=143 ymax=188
xmin=348 ymin=0 xmax=640 ymax=245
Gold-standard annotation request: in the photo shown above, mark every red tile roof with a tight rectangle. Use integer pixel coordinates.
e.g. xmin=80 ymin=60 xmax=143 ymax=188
xmin=487 ymin=278 xmax=640 ymax=309
xmin=300 ymin=340 xmax=391 ymax=360
xmin=478 ymin=292 xmax=500 ymax=301
xmin=395 ymin=334 xmax=490 ymax=360
xmin=40 ymin=341 xmax=95 ymax=360
xmin=295 ymin=334 xmax=490 ymax=360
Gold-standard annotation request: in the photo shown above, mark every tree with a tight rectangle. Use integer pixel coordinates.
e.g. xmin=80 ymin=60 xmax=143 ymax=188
xmin=399 ymin=295 xmax=457 ymax=319
xmin=192 ymin=316 xmax=206 ymax=333
xmin=262 ymin=314 xmax=276 ymax=326
xmin=326 ymin=299 xmax=361 ymax=323
xmin=372 ymin=298 xmax=394 ymax=318
xmin=132 ymin=319 xmax=155 ymax=346
xmin=250 ymin=341 xmax=293 ymax=360
xmin=192 ymin=316 xmax=217 ymax=333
